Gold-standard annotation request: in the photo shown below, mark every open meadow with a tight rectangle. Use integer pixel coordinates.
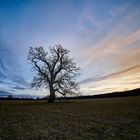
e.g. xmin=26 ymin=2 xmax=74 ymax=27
xmin=0 ymin=96 xmax=140 ymax=140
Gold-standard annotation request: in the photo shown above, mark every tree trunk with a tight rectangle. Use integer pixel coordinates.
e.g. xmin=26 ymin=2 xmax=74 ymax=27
xmin=48 ymin=84 xmax=55 ymax=103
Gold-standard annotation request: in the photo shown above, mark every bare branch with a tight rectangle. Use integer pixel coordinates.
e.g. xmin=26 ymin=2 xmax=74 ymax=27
xmin=28 ymin=44 xmax=80 ymax=102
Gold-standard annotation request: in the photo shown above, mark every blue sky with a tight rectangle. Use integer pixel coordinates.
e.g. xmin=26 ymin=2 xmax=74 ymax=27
xmin=0 ymin=0 xmax=140 ymax=98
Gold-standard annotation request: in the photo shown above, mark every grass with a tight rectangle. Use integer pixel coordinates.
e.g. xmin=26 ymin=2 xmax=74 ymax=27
xmin=0 ymin=96 xmax=140 ymax=140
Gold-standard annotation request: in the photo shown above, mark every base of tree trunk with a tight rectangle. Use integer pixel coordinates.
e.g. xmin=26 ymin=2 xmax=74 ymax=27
xmin=48 ymin=100 xmax=54 ymax=103
xmin=48 ymin=97 xmax=55 ymax=103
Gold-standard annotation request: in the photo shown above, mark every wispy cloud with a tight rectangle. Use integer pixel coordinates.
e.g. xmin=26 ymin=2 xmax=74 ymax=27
xmin=80 ymin=64 xmax=140 ymax=95
xmin=78 ymin=6 xmax=101 ymax=34
xmin=0 ymin=37 xmax=31 ymax=97
xmin=80 ymin=65 xmax=140 ymax=84
xmin=77 ymin=2 xmax=140 ymax=94
xmin=0 ymin=90 xmax=12 ymax=97
xmin=77 ymin=3 xmax=140 ymax=70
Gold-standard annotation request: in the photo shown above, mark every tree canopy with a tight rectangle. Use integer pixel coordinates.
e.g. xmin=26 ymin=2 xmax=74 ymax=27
xmin=28 ymin=45 xmax=80 ymax=102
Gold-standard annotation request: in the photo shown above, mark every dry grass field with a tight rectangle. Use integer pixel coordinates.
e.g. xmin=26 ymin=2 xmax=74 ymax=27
xmin=0 ymin=96 xmax=140 ymax=140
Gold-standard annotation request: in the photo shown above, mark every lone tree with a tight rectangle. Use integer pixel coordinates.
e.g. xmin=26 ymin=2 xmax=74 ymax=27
xmin=28 ymin=45 xmax=80 ymax=102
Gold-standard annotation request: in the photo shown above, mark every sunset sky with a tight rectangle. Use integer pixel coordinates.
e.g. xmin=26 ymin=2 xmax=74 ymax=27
xmin=0 ymin=0 xmax=140 ymax=98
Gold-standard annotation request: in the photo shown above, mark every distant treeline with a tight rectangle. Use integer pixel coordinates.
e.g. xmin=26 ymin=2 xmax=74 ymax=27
xmin=0 ymin=97 xmax=34 ymax=100
xmin=0 ymin=88 xmax=140 ymax=100
xmin=57 ymin=88 xmax=140 ymax=100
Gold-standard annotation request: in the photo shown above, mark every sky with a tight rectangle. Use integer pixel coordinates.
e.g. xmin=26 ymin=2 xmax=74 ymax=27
xmin=0 ymin=0 xmax=140 ymax=98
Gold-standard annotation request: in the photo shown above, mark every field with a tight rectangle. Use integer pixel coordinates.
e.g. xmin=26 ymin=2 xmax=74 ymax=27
xmin=0 ymin=96 xmax=140 ymax=140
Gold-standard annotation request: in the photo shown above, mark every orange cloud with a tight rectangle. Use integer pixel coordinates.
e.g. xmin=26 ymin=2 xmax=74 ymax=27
xmin=76 ymin=3 xmax=140 ymax=95
xmin=80 ymin=65 xmax=140 ymax=95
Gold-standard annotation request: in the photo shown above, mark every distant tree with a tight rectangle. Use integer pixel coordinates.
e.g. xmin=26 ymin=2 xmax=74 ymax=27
xmin=7 ymin=95 xmax=12 ymax=99
xmin=36 ymin=97 xmax=40 ymax=100
xmin=28 ymin=45 xmax=80 ymax=103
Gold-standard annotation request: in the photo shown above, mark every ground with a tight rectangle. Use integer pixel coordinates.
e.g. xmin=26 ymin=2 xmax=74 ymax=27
xmin=0 ymin=96 xmax=140 ymax=140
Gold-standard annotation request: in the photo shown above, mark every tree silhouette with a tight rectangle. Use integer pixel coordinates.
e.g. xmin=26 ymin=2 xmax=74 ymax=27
xmin=28 ymin=45 xmax=80 ymax=102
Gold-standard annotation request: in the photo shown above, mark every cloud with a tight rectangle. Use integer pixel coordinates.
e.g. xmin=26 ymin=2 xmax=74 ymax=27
xmin=12 ymin=76 xmax=30 ymax=87
xmin=0 ymin=90 xmax=12 ymax=97
xmin=76 ymin=4 xmax=140 ymax=72
xmin=0 ymin=39 xmax=11 ymax=79
xmin=0 ymin=38 xmax=18 ymax=78
xmin=0 ymin=37 xmax=31 ymax=96
xmin=80 ymin=65 xmax=140 ymax=84
xmin=78 ymin=6 xmax=100 ymax=34
xmin=80 ymin=64 xmax=140 ymax=95
xmin=12 ymin=86 xmax=29 ymax=90
xmin=79 ymin=26 xmax=140 ymax=67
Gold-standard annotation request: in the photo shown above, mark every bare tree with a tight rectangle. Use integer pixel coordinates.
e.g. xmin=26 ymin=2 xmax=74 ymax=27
xmin=28 ymin=45 xmax=80 ymax=102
